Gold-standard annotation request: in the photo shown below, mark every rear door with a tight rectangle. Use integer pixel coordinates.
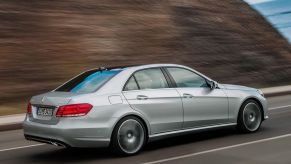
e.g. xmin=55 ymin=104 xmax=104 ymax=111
xmin=122 ymin=68 xmax=183 ymax=134
xmin=165 ymin=67 xmax=229 ymax=128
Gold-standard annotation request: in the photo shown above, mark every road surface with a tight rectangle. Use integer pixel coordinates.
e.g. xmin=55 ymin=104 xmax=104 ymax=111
xmin=0 ymin=95 xmax=291 ymax=164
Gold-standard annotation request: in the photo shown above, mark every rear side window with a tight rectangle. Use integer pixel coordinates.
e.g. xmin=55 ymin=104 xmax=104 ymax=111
xmin=134 ymin=68 xmax=169 ymax=90
xmin=166 ymin=67 xmax=207 ymax=88
xmin=56 ymin=69 xmax=122 ymax=93
xmin=124 ymin=76 xmax=139 ymax=91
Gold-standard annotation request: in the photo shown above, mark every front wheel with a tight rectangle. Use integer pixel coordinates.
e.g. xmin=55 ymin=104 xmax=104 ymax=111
xmin=111 ymin=116 xmax=146 ymax=156
xmin=237 ymin=100 xmax=262 ymax=133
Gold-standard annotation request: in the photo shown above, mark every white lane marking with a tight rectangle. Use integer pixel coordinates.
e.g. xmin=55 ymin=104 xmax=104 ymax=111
xmin=141 ymin=133 xmax=291 ymax=164
xmin=0 ymin=143 xmax=45 ymax=152
xmin=269 ymin=104 xmax=291 ymax=110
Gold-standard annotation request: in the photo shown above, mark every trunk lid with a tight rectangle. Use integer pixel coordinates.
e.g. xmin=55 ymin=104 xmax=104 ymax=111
xmin=29 ymin=91 xmax=81 ymax=124
xmin=30 ymin=91 xmax=78 ymax=106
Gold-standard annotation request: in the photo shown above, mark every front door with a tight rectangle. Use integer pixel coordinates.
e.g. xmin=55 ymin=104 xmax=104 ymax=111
xmin=165 ymin=67 xmax=229 ymax=129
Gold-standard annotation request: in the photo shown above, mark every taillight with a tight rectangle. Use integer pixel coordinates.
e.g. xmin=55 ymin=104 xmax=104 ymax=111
xmin=56 ymin=103 xmax=92 ymax=117
xmin=27 ymin=102 xmax=32 ymax=114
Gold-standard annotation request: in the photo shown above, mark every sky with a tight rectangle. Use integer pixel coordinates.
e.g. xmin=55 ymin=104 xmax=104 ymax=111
xmin=244 ymin=0 xmax=291 ymax=43
xmin=244 ymin=0 xmax=274 ymax=4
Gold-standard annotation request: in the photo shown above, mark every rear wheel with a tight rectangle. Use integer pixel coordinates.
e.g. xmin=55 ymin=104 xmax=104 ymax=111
xmin=111 ymin=116 xmax=146 ymax=156
xmin=237 ymin=100 xmax=262 ymax=133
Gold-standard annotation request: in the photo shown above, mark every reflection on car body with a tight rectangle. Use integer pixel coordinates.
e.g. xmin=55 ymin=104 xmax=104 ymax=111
xmin=23 ymin=64 xmax=268 ymax=156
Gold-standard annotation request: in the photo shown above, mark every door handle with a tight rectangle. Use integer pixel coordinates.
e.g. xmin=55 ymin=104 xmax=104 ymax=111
xmin=137 ymin=95 xmax=148 ymax=100
xmin=183 ymin=93 xmax=193 ymax=98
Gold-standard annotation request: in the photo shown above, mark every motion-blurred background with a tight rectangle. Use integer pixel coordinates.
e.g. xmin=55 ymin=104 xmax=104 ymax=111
xmin=0 ymin=0 xmax=290 ymax=115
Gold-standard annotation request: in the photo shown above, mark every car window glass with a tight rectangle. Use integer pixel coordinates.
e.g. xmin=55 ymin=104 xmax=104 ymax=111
xmin=167 ymin=67 xmax=207 ymax=88
xmin=56 ymin=69 xmax=122 ymax=93
xmin=124 ymin=76 xmax=139 ymax=91
xmin=134 ymin=68 xmax=169 ymax=90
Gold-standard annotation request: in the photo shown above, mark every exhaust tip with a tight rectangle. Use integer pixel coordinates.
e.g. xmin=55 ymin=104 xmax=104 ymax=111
xmin=50 ymin=141 xmax=58 ymax=146
xmin=50 ymin=141 xmax=65 ymax=147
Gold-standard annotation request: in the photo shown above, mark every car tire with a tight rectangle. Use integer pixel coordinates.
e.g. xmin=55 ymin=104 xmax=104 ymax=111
xmin=110 ymin=116 xmax=147 ymax=156
xmin=237 ymin=100 xmax=263 ymax=133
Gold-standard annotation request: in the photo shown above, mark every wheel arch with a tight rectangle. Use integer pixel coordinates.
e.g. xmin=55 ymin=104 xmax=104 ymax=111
xmin=110 ymin=113 xmax=150 ymax=142
xmin=238 ymin=97 xmax=265 ymax=121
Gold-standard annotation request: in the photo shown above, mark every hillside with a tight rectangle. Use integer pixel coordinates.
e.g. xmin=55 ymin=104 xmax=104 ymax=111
xmin=0 ymin=0 xmax=291 ymax=110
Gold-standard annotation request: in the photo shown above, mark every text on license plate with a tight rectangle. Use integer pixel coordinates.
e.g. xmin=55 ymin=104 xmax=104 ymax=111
xmin=37 ymin=107 xmax=53 ymax=116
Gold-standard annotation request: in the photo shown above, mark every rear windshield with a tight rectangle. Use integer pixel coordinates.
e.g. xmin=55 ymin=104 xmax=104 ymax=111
xmin=55 ymin=69 xmax=122 ymax=93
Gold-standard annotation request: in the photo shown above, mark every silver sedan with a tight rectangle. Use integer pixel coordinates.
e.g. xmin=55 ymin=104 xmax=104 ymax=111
xmin=23 ymin=64 xmax=268 ymax=155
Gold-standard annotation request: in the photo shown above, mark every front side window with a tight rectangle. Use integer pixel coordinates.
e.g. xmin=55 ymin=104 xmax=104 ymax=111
xmin=56 ymin=69 xmax=122 ymax=93
xmin=166 ymin=67 xmax=207 ymax=88
xmin=134 ymin=68 xmax=169 ymax=90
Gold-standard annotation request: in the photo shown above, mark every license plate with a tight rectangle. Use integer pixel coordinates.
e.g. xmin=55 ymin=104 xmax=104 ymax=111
xmin=37 ymin=107 xmax=53 ymax=116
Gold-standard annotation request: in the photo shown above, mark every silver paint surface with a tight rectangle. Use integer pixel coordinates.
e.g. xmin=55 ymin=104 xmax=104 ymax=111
xmin=23 ymin=64 xmax=268 ymax=147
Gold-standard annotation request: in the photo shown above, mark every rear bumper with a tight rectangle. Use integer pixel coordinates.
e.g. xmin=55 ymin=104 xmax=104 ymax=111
xmin=23 ymin=116 xmax=115 ymax=148
xmin=24 ymin=134 xmax=70 ymax=147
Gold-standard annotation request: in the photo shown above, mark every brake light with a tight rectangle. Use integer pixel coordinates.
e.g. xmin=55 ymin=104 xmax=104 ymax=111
xmin=56 ymin=103 xmax=92 ymax=117
xmin=27 ymin=102 xmax=32 ymax=114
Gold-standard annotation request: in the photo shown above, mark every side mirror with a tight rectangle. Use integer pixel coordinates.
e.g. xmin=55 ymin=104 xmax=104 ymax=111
xmin=207 ymin=80 xmax=217 ymax=90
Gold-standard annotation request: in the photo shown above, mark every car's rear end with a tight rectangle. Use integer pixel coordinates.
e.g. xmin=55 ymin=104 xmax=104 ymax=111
xmin=23 ymin=68 xmax=125 ymax=148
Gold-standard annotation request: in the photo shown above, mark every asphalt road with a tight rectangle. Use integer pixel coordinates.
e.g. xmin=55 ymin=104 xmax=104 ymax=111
xmin=1 ymin=95 xmax=291 ymax=164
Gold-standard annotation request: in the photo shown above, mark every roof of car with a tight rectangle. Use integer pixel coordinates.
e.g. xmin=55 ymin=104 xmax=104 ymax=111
xmin=125 ymin=64 xmax=187 ymax=71
xmin=89 ymin=64 xmax=186 ymax=72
